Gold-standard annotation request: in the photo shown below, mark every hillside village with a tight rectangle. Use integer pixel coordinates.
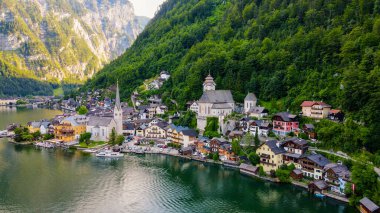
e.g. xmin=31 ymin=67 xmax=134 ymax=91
xmin=4 ymin=72 xmax=374 ymax=206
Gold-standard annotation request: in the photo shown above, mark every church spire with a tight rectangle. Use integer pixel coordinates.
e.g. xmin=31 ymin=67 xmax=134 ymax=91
xmin=115 ymin=80 xmax=121 ymax=110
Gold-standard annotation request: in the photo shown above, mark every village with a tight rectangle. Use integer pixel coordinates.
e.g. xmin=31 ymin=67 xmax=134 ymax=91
xmin=1 ymin=72 xmax=378 ymax=212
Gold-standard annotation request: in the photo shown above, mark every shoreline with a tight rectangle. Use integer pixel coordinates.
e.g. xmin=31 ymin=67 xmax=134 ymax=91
xmin=125 ymin=149 xmax=350 ymax=204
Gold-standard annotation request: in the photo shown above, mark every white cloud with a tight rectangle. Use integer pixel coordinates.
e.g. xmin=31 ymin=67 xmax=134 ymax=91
xmin=129 ymin=0 xmax=166 ymax=18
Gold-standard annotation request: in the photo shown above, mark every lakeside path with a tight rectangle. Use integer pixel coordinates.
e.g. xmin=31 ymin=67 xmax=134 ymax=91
xmin=122 ymin=143 xmax=349 ymax=204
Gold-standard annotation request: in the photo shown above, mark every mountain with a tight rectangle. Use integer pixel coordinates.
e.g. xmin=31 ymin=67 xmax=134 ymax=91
xmin=86 ymin=0 xmax=379 ymax=151
xmin=0 ymin=0 xmax=148 ymax=96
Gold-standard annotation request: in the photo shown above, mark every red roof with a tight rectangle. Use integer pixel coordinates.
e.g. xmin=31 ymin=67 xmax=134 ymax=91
xmin=329 ymin=109 xmax=341 ymax=114
xmin=301 ymin=101 xmax=331 ymax=108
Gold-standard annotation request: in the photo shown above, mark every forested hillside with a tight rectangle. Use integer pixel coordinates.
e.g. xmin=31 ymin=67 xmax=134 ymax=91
xmin=85 ymin=0 xmax=380 ymax=152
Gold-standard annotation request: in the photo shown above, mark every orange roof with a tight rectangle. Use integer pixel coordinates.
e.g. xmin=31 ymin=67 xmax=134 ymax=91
xmin=329 ymin=109 xmax=341 ymax=114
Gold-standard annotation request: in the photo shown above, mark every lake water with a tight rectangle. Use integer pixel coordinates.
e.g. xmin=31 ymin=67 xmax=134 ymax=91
xmin=0 ymin=107 xmax=355 ymax=212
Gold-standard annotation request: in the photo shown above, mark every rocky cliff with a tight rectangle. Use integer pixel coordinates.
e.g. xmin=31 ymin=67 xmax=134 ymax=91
xmin=0 ymin=0 xmax=148 ymax=82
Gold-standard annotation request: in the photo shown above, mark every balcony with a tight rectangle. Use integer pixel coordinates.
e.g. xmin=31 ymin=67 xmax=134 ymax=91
xmin=260 ymin=160 xmax=276 ymax=166
xmin=260 ymin=154 xmax=270 ymax=159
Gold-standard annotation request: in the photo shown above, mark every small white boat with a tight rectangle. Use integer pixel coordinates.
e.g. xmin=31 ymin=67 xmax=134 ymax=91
xmin=82 ymin=149 xmax=97 ymax=153
xmin=96 ymin=150 xmax=124 ymax=158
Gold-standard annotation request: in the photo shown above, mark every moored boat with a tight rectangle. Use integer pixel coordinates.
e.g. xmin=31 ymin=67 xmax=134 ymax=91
xmin=96 ymin=150 xmax=124 ymax=158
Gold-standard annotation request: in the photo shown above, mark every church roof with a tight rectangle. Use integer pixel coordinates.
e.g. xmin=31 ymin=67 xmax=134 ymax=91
xmin=198 ymin=90 xmax=234 ymax=103
xmin=211 ymin=103 xmax=233 ymax=109
xmin=245 ymin=93 xmax=257 ymax=101
xmin=88 ymin=116 xmax=114 ymax=127
xmin=115 ymin=81 xmax=122 ymax=111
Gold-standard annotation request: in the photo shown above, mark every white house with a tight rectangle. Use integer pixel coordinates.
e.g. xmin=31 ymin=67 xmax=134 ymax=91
xmin=190 ymin=102 xmax=199 ymax=114
xmin=160 ymin=71 xmax=171 ymax=80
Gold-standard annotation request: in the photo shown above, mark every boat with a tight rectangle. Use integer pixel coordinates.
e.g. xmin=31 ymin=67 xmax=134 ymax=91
xmin=96 ymin=150 xmax=124 ymax=158
xmin=314 ymin=193 xmax=325 ymax=198
xmin=82 ymin=149 xmax=97 ymax=153
xmin=134 ymin=149 xmax=145 ymax=154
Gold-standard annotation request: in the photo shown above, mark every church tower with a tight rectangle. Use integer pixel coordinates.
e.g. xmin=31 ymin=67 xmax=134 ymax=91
xmin=114 ymin=80 xmax=123 ymax=135
xmin=203 ymin=74 xmax=216 ymax=91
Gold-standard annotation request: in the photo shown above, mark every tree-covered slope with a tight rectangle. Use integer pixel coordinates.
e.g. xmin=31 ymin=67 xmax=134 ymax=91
xmin=86 ymin=0 xmax=380 ymax=152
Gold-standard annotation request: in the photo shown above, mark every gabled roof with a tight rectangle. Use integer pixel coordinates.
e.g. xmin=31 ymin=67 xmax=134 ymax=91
xmin=181 ymin=129 xmax=198 ymax=137
xmin=273 ymin=112 xmax=298 ymax=122
xmin=198 ymin=90 xmax=234 ymax=103
xmin=211 ymin=103 xmax=233 ymax=109
xmin=304 ymin=124 xmax=315 ymax=129
xmin=304 ymin=154 xmax=330 ymax=167
xmin=310 ymin=180 xmax=329 ymax=190
xmin=88 ymin=116 xmax=114 ymax=127
xmin=30 ymin=121 xmax=41 ymax=128
xmin=248 ymin=106 xmax=267 ymax=114
xmin=245 ymin=93 xmax=257 ymax=101
xmin=282 ymin=137 xmax=308 ymax=146
xmin=301 ymin=101 xmax=331 ymax=108
xmin=264 ymin=140 xmax=286 ymax=155
xmin=360 ymin=197 xmax=380 ymax=212
xmin=324 ymin=163 xmax=351 ymax=180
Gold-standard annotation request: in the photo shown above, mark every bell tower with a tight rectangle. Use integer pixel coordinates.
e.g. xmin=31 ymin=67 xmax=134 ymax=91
xmin=203 ymin=74 xmax=216 ymax=91
xmin=114 ymin=80 xmax=123 ymax=135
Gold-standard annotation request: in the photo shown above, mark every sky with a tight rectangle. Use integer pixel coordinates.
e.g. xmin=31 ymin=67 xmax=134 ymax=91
xmin=129 ymin=0 xmax=166 ymax=18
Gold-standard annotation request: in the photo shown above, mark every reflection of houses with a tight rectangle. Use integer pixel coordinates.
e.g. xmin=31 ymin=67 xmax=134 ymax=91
xmin=256 ymin=140 xmax=285 ymax=173
xmin=324 ymin=163 xmax=351 ymax=195
xmin=272 ymin=112 xmax=299 ymax=136
xmin=301 ymin=101 xmax=331 ymax=119
xmin=299 ymin=154 xmax=330 ymax=180
xmin=0 ymin=99 xmax=17 ymax=106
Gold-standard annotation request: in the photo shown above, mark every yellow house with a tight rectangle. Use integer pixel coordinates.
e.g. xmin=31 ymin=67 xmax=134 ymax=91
xmin=301 ymin=101 xmax=331 ymax=119
xmin=256 ymin=140 xmax=286 ymax=173
xmin=28 ymin=122 xmax=41 ymax=133
xmin=166 ymin=125 xmax=197 ymax=147
xmin=54 ymin=116 xmax=86 ymax=142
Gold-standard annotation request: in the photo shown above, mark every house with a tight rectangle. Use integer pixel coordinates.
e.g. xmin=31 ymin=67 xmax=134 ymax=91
xmin=303 ymin=124 xmax=317 ymax=139
xmin=179 ymin=146 xmax=193 ymax=155
xmin=160 ymin=71 xmax=171 ymax=80
xmin=144 ymin=120 xmax=168 ymax=139
xmin=329 ymin=109 xmax=345 ymax=122
xmin=308 ymin=180 xmax=329 ymax=194
xmin=196 ymin=74 xmax=235 ymax=131
xmin=166 ymin=125 xmax=197 ymax=147
xmin=54 ymin=123 xmax=75 ymax=142
xmin=299 ymin=154 xmax=330 ymax=179
xmin=28 ymin=121 xmax=41 ymax=133
xmin=324 ymin=163 xmax=351 ymax=195
xmin=247 ymin=106 xmax=268 ymax=119
xmin=0 ymin=99 xmax=17 ymax=106
xmin=291 ymin=169 xmax=303 ymax=180
xmin=301 ymin=101 xmax=332 ymax=119
xmin=155 ymin=105 xmax=168 ymax=115
xmin=135 ymin=124 xmax=147 ymax=137
xmin=189 ymin=101 xmax=199 ymax=114
xmin=210 ymin=138 xmax=228 ymax=153
xmin=282 ymin=137 xmax=309 ymax=169
xmin=244 ymin=93 xmax=257 ymax=113
xmin=219 ymin=143 xmax=236 ymax=161
xmin=239 ymin=163 xmax=259 ymax=176
xmin=256 ymin=140 xmax=286 ymax=173
xmin=195 ymin=139 xmax=211 ymax=157
xmin=272 ymin=112 xmax=299 ymax=136
xmin=248 ymin=120 xmax=272 ymax=137
xmin=40 ymin=122 xmax=51 ymax=135
xmin=228 ymin=131 xmax=244 ymax=141
xmin=360 ymin=197 xmax=380 ymax=213
xmin=123 ymin=122 xmax=135 ymax=136
xmin=58 ymin=116 xmax=87 ymax=141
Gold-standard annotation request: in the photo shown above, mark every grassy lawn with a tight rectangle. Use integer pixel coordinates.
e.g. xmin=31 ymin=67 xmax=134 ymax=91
xmin=53 ymin=87 xmax=64 ymax=96
xmin=79 ymin=141 xmax=106 ymax=148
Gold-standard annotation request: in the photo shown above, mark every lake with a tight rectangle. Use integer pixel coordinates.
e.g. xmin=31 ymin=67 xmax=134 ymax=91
xmin=0 ymin=107 xmax=355 ymax=212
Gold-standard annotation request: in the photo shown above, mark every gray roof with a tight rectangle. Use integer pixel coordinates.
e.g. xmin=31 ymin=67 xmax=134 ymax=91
xmin=245 ymin=93 xmax=257 ymax=101
xmin=305 ymin=154 xmax=330 ymax=167
xmin=265 ymin=140 xmax=286 ymax=155
xmin=274 ymin=112 xmax=297 ymax=122
xmin=283 ymin=137 xmax=308 ymax=146
xmin=248 ymin=106 xmax=267 ymax=114
xmin=292 ymin=169 xmax=303 ymax=175
xmin=198 ymin=90 xmax=234 ymax=103
xmin=239 ymin=163 xmax=259 ymax=173
xmin=88 ymin=116 xmax=114 ymax=127
xmin=62 ymin=117 xmax=80 ymax=126
xmin=360 ymin=197 xmax=380 ymax=212
xmin=324 ymin=163 xmax=351 ymax=180
xmin=304 ymin=124 xmax=315 ymax=129
xmin=30 ymin=122 xmax=41 ymax=128
xmin=311 ymin=180 xmax=329 ymax=190
xmin=181 ymin=129 xmax=198 ymax=137
xmin=211 ymin=103 xmax=233 ymax=109
xmin=41 ymin=122 xmax=51 ymax=128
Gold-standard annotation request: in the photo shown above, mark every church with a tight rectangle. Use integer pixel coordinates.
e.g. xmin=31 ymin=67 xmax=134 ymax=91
xmin=86 ymin=81 xmax=123 ymax=141
xmin=196 ymin=74 xmax=235 ymax=132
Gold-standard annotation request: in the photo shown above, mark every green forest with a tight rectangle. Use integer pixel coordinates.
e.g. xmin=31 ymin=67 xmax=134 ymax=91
xmin=85 ymin=0 xmax=380 ymax=153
